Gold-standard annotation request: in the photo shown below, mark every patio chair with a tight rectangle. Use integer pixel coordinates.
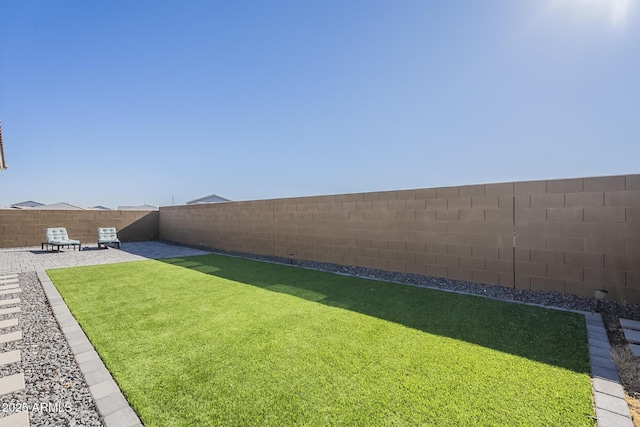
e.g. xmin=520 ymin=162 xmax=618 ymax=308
xmin=42 ymin=227 xmax=81 ymax=252
xmin=98 ymin=227 xmax=120 ymax=249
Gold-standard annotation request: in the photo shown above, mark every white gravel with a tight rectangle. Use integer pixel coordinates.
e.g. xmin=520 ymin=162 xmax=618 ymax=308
xmin=0 ymin=272 xmax=103 ymax=427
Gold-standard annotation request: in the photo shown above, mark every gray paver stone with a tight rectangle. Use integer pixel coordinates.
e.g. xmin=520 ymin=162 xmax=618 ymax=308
xmin=84 ymin=367 xmax=114 ymax=387
xmin=75 ymin=349 xmax=100 ymax=364
xmin=0 ymin=373 xmax=25 ymax=396
xmin=58 ymin=317 xmax=79 ymax=328
xmin=592 ymin=377 xmax=626 ymax=399
xmin=588 ymin=329 xmax=609 ymax=341
xmin=590 ymin=345 xmax=612 ymax=359
xmin=590 ymin=337 xmax=612 ymax=350
xmin=0 ymin=298 xmax=20 ymax=307
xmin=63 ymin=329 xmax=87 ymax=341
xmin=60 ymin=323 xmax=83 ymax=335
xmin=49 ymin=299 xmax=66 ymax=308
xmin=623 ymin=329 xmax=640 ymax=344
xmin=0 ymin=350 xmax=21 ymax=366
xmin=0 ymin=411 xmax=29 ymax=427
xmin=78 ymin=357 xmax=107 ymax=375
xmin=591 ymin=355 xmax=618 ymax=371
xmin=587 ymin=322 xmax=607 ymax=331
xmin=592 ymin=364 xmax=620 ymax=382
xmin=53 ymin=303 xmax=73 ymax=315
xmin=594 ymin=391 xmax=631 ymax=416
xmin=586 ymin=315 xmax=603 ymax=325
xmin=103 ymin=407 xmax=142 ymax=427
xmin=89 ymin=379 xmax=122 ymax=401
xmin=0 ymin=306 xmax=20 ymax=316
xmin=0 ymin=318 xmax=19 ymax=329
xmin=620 ymin=318 xmax=640 ymax=331
xmin=95 ymin=392 xmax=131 ymax=417
xmin=69 ymin=340 xmax=95 ymax=355
xmin=0 ymin=331 xmax=22 ymax=344
xmin=630 ymin=344 xmax=640 ymax=357
xmin=67 ymin=335 xmax=91 ymax=347
xmin=596 ymin=407 xmax=634 ymax=427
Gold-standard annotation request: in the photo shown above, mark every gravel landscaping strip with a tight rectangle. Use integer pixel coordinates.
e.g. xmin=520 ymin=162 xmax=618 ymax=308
xmin=0 ymin=272 xmax=102 ymax=427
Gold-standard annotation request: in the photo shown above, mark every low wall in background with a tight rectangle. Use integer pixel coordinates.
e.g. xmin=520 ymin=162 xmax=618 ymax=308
xmin=0 ymin=210 xmax=159 ymax=248
xmin=160 ymin=174 xmax=640 ymax=303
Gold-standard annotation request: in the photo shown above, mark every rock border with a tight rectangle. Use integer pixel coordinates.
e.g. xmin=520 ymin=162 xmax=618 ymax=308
xmin=35 ymin=270 xmax=142 ymax=427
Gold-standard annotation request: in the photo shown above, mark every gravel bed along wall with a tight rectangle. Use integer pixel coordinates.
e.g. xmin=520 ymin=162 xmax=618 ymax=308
xmin=177 ymin=243 xmax=640 ymax=320
xmin=0 ymin=272 xmax=103 ymax=427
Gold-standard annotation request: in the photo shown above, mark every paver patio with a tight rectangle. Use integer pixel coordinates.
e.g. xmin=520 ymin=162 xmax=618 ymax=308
xmin=0 ymin=242 xmax=212 ymax=275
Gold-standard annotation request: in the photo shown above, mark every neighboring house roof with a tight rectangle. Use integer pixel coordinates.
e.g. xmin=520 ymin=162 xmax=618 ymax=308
xmin=118 ymin=204 xmax=159 ymax=211
xmin=29 ymin=202 xmax=88 ymax=210
xmin=11 ymin=200 xmax=45 ymax=208
xmin=92 ymin=205 xmax=112 ymax=210
xmin=0 ymin=121 xmax=6 ymax=171
xmin=186 ymin=193 xmax=231 ymax=204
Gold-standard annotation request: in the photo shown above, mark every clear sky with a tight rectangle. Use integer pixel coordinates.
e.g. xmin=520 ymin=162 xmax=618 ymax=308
xmin=1 ymin=1 xmax=639 ymax=208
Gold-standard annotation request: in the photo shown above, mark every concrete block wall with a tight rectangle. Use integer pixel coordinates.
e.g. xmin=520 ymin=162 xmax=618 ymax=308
xmin=0 ymin=210 xmax=159 ymax=248
xmin=160 ymin=174 xmax=640 ymax=303
xmin=514 ymin=176 xmax=640 ymax=302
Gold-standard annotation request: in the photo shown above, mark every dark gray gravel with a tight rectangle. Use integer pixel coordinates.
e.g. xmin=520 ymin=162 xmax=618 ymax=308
xmin=0 ymin=272 xmax=103 ymax=427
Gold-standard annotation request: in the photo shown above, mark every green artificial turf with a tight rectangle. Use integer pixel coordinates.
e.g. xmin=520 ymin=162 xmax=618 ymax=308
xmin=48 ymin=254 xmax=595 ymax=426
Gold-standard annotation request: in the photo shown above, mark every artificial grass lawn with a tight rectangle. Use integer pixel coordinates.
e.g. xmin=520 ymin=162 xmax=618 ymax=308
xmin=48 ymin=254 xmax=595 ymax=426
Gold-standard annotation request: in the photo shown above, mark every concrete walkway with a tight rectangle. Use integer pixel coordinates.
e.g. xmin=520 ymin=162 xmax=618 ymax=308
xmin=0 ymin=241 xmax=633 ymax=426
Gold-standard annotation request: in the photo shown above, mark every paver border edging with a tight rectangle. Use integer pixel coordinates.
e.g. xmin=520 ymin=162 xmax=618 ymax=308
xmin=585 ymin=312 xmax=634 ymax=427
xmin=35 ymin=270 xmax=143 ymax=427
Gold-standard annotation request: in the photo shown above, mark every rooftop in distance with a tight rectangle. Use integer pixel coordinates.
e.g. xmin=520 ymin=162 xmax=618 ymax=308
xmin=186 ymin=194 xmax=230 ymax=205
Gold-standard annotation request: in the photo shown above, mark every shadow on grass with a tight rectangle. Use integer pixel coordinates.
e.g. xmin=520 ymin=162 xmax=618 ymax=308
xmin=159 ymin=254 xmax=590 ymax=374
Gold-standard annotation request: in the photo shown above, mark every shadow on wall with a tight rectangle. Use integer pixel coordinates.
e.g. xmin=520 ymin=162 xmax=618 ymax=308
xmin=118 ymin=212 xmax=159 ymax=242
xmin=159 ymin=253 xmax=590 ymax=375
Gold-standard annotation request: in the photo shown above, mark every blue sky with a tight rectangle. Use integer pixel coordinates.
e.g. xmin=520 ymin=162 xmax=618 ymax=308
xmin=1 ymin=1 xmax=639 ymax=208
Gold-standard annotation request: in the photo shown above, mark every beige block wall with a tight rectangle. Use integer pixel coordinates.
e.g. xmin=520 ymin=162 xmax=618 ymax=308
xmin=160 ymin=173 xmax=640 ymax=303
xmin=0 ymin=209 xmax=159 ymax=248
xmin=514 ymin=175 xmax=640 ymax=302
xmin=160 ymin=184 xmax=515 ymax=287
